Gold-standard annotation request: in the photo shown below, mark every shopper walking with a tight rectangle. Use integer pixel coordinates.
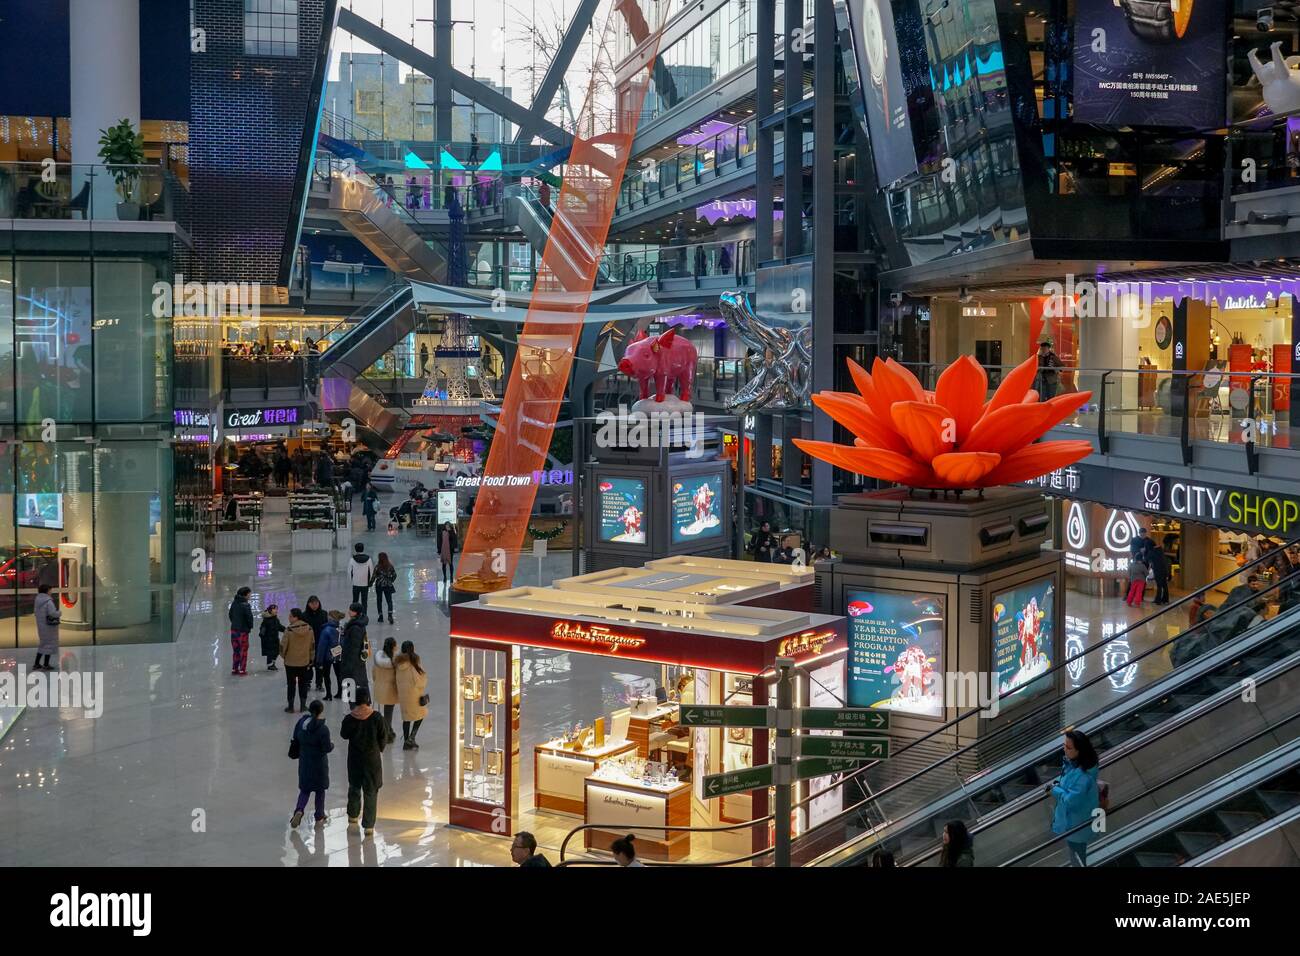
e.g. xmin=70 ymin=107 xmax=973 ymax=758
xmin=372 ymin=637 xmax=399 ymax=744
xmin=228 ymin=586 xmax=254 ymax=676
xmin=340 ymin=687 xmax=387 ymax=835
xmin=373 ymin=551 xmax=397 ymax=624
xmin=259 ymin=604 xmax=286 ymax=671
xmin=1125 ymin=555 xmax=1148 ymax=607
xmin=362 ymin=484 xmax=379 ymax=531
xmin=1149 ymin=545 xmax=1171 ymax=606
xmin=302 ymin=595 xmax=328 ymax=690
xmin=339 ymin=603 xmax=371 ymax=699
xmin=33 ymin=584 xmax=60 ymax=671
xmin=281 ymin=608 xmax=315 ymax=713
xmin=349 ymin=542 xmax=374 ymax=614
xmin=939 ymin=820 xmax=974 ymax=867
xmin=316 ymin=610 xmax=345 ymax=701
xmin=290 ymin=699 xmax=333 ymax=828
xmin=1047 ymin=729 xmax=1101 ymax=866
xmin=437 ymin=521 xmax=458 ymax=587
xmin=394 ymin=640 xmax=428 ymax=750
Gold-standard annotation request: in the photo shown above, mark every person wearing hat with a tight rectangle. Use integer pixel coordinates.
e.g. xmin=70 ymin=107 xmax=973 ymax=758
xmin=1035 ymin=339 xmax=1061 ymax=400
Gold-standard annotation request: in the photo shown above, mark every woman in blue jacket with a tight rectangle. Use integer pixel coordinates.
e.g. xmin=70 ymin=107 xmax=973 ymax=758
xmin=1048 ymin=729 xmax=1101 ymax=866
xmin=315 ymin=610 xmax=344 ymax=701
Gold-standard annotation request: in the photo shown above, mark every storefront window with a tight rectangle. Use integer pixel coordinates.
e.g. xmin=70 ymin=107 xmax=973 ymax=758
xmin=14 ymin=259 xmax=93 ymax=423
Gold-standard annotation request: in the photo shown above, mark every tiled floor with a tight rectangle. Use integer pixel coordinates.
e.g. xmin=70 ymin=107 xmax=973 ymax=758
xmin=0 ymin=524 xmax=1205 ymax=867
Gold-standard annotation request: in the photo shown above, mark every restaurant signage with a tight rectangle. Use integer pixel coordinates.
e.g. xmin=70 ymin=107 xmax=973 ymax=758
xmin=224 ymin=405 xmax=302 ymax=428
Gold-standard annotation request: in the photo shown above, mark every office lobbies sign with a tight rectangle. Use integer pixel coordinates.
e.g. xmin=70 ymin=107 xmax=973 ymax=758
xmin=1028 ymin=465 xmax=1300 ymax=537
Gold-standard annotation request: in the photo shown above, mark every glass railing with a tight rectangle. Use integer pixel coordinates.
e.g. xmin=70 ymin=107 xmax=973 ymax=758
xmin=0 ymin=161 xmax=187 ymax=223
xmin=892 ymin=362 xmax=1300 ymax=466
xmin=604 ymin=239 xmax=755 ymax=285
xmin=220 ymin=354 xmax=316 ymax=400
xmin=616 ymin=120 xmax=756 ymax=214
xmin=302 ymin=260 xmax=393 ymax=301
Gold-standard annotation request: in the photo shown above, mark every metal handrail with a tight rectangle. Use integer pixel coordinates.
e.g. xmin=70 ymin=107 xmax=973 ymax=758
xmin=997 ymin=709 xmax=1300 ymax=868
xmin=787 ymin=541 xmax=1300 ymax=863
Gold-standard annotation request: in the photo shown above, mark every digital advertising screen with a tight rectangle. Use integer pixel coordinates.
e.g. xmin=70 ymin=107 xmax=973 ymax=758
xmin=845 ymin=0 xmax=918 ymax=186
xmin=1072 ymin=0 xmax=1227 ymax=129
xmin=670 ymin=472 xmax=724 ymax=545
xmin=846 ymin=589 xmax=945 ymax=716
xmin=18 ymin=493 xmax=63 ymax=530
xmin=596 ymin=477 xmax=647 ymax=544
xmin=991 ymin=577 xmax=1056 ymax=703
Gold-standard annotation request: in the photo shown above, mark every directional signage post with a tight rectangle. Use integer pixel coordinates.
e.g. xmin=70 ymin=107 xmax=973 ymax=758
xmin=793 ymin=756 xmax=861 ymax=780
xmin=702 ymin=765 xmax=774 ymax=799
xmin=798 ymin=735 xmax=890 ymax=761
xmin=677 ymin=705 xmax=772 ymax=728
xmin=798 ymin=707 xmax=890 ymax=732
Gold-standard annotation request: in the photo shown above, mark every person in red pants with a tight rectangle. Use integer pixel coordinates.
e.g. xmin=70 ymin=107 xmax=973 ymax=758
xmin=1125 ymin=557 xmax=1148 ymax=607
xmin=228 ymin=586 xmax=254 ymax=675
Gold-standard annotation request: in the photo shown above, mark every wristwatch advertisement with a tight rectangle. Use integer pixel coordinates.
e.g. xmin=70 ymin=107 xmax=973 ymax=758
xmin=1074 ymin=0 xmax=1225 ymax=128
xmin=842 ymin=0 xmax=917 ymax=187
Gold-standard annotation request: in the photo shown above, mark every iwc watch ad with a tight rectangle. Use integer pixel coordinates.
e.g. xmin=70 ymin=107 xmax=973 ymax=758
xmin=843 ymin=0 xmax=917 ymax=186
xmin=1074 ymin=0 xmax=1226 ymax=127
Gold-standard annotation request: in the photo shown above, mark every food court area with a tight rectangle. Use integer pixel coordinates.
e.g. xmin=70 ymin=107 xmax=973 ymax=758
xmin=448 ymin=556 xmax=854 ymax=863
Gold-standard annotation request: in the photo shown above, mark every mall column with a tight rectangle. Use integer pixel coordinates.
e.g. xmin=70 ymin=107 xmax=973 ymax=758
xmin=69 ymin=0 xmax=140 ymax=207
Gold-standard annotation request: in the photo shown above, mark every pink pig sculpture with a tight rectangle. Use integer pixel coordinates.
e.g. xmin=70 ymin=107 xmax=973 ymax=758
xmin=617 ymin=327 xmax=698 ymax=404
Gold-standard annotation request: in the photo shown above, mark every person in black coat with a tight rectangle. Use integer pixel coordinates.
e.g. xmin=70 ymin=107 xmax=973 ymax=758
xmin=301 ymin=595 xmax=329 ymax=690
xmin=291 ymin=699 xmax=333 ymax=828
xmin=340 ymin=688 xmax=387 ymax=834
xmin=339 ymin=604 xmax=370 ymax=699
xmin=1148 ymin=547 xmax=1172 ymax=606
xmin=228 ymin=586 xmax=255 ymax=676
xmin=315 ymin=452 xmax=334 ymax=489
xmin=259 ymin=605 xmax=286 ymax=671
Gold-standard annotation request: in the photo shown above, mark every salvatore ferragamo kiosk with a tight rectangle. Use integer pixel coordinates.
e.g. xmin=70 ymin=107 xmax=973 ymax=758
xmin=447 ymin=558 xmax=846 ymax=862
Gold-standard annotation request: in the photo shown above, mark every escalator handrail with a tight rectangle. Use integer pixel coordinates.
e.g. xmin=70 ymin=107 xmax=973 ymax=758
xmin=318 ymin=280 xmax=411 ymax=352
xmin=791 ymin=541 xmax=1300 ymax=847
xmin=995 ymin=709 xmax=1300 ymax=868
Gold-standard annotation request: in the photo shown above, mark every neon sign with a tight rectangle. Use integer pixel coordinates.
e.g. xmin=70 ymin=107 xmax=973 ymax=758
xmin=549 ymin=621 xmax=647 ymax=654
xmin=777 ymin=630 xmax=838 ymax=659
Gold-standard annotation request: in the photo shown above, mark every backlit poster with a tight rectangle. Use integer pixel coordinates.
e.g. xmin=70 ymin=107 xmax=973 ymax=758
xmin=1073 ymin=0 xmax=1227 ymax=129
xmin=671 ymin=472 xmax=724 ymax=544
xmin=846 ymin=589 xmax=944 ymax=716
xmin=991 ymin=578 xmax=1056 ymax=702
xmin=845 ymin=0 xmax=918 ymax=186
xmin=597 ymin=477 xmax=647 ymax=544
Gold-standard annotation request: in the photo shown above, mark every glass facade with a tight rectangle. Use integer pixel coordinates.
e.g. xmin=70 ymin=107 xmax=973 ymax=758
xmin=0 ymin=238 xmax=175 ymax=647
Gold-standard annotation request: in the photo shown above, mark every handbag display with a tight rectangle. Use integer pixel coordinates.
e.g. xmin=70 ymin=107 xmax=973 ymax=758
xmin=473 ymin=712 xmax=494 ymax=738
xmin=462 ymin=674 xmax=482 ymax=701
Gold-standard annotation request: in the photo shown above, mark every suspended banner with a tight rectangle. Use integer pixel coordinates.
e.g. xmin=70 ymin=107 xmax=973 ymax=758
xmin=844 ymin=0 xmax=919 ymax=186
xmin=1073 ymin=0 xmax=1228 ymax=129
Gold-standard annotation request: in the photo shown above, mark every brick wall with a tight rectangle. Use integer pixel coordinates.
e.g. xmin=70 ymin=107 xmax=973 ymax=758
xmin=189 ymin=0 xmax=328 ymax=285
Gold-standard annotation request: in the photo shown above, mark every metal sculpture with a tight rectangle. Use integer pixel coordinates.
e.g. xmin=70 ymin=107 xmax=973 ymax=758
xmin=719 ymin=290 xmax=812 ymax=412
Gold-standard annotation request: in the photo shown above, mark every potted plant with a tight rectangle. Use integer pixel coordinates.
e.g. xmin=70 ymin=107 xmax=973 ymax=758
xmin=96 ymin=118 xmax=145 ymax=220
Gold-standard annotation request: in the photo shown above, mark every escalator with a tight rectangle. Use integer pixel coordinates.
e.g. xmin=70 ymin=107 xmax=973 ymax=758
xmin=318 ymin=282 xmax=416 ymax=380
xmin=503 ymin=182 xmax=611 ymax=287
xmin=329 ymin=171 xmax=447 ymax=282
xmin=788 ymin=545 xmax=1300 ymax=867
xmin=1096 ymin=736 xmax=1300 ymax=868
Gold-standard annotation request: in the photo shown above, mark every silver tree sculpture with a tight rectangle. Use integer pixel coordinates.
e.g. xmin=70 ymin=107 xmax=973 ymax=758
xmin=719 ymin=290 xmax=813 ymax=412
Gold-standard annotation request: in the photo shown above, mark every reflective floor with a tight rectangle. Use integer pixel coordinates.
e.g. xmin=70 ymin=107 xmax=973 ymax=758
xmin=0 ymin=526 xmax=1205 ymax=867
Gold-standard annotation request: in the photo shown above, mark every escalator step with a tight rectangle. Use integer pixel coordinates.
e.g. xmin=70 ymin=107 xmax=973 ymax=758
xmin=1174 ymin=831 xmax=1226 ymax=858
xmin=1256 ymin=789 xmax=1300 ymax=815
xmin=1215 ymin=810 xmax=1267 ymax=836
xmin=1134 ymin=851 xmax=1182 ymax=867
xmin=1170 ymin=694 xmax=1206 ymax=711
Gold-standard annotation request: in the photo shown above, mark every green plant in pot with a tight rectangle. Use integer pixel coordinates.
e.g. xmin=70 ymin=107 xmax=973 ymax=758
xmin=96 ymin=118 xmax=145 ymax=220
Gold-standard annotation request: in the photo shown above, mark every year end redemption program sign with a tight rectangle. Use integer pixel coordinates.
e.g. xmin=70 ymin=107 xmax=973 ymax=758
xmin=1073 ymin=0 xmax=1228 ymax=129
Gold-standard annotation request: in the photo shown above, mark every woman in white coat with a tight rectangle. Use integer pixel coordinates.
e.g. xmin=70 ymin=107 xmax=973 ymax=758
xmin=33 ymin=584 xmax=60 ymax=671
xmin=394 ymin=640 xmax=429 ymax=750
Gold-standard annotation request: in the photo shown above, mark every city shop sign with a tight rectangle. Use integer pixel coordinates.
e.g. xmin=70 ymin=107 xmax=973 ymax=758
xmin=225 ymin=406 xmax=301 ymax=428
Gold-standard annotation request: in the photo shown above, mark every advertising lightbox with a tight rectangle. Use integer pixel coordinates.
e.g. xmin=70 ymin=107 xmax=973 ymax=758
xmin=597 ymin=477 xmax=647 ymax=544
xmin=845 ymin=0 xmax=919 ymax=186
xmin=670 ymin=471 xmax=725 ymax=545
xmin=991 ymin=577 xmax=1056 ymax=703
xmin=846 ymin=589 xmax=945 ymax=716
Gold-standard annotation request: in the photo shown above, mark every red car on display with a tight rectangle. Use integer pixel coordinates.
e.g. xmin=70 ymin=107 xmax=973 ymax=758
xmin=0 ymin=547 xmax=57 ymax=608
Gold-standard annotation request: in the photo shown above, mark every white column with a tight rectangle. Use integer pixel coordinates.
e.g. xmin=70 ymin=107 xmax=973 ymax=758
xmin=69 ymin=0 xmax=140 ymax=209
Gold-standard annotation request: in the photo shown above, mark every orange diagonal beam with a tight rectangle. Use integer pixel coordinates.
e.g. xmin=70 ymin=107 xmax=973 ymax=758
xmin=454 ymin=3 xmax=665 ymax=594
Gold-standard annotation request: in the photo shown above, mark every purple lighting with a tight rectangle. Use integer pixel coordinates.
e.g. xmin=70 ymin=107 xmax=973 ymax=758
xmin=696 ymin=199 xmax=756 ymax=224
xmin=676 ymin=119 xmax=733 ymax=147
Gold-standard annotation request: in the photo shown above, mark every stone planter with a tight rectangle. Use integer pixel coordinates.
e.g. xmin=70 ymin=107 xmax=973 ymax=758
xmin=214 ymin=530 xmax=258 ymax=553
xmin=292 ymin=528 xmax=334 ymax=552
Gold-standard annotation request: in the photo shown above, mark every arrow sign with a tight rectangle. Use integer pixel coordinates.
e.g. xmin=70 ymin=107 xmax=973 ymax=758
xmin=798 ymin=736 xmax=890 ymax=760
xmin=799 ymin=707 xmax=890 ymax=731
xmin=677 ymin=705 xmax=772 ymax=728
xmin=702 ymin=764 xmax=774 ymax=799
xmin=794 ymin=757 xmax=860 ymax=780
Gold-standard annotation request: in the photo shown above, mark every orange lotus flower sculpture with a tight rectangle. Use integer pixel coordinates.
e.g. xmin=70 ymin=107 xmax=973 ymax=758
xmin=792 ymin=354 xmax=1094 ymax=490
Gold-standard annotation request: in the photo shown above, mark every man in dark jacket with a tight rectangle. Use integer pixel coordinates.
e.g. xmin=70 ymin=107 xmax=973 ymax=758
xmin=339 ymin=687 xmax=386 ymax=835
xmin=1220 ymin=575 xmax=1266 ymax=639
xmin=315 ymin=452 xmax=334 ymax=490
xmin=339 ymin=603 xmax=370 ymax=700
xmin=510 ymin=831 xmax=552 ymax=867
xmin=1148 ymin=546 xmax=1171 ymax=605
xmin=228 ymin=586 xmax=254 ymax=676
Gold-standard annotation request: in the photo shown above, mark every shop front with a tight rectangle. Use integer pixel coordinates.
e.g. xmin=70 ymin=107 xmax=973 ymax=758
xmin=1035 ymin=463 xmax=1300 ymax=601
xmin=448 ymin=581 xmax=846 ymax=861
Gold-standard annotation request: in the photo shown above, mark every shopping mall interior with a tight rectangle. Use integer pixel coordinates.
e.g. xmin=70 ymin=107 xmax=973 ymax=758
xmin=2 ymin=0 xmax=1300 ymax=890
